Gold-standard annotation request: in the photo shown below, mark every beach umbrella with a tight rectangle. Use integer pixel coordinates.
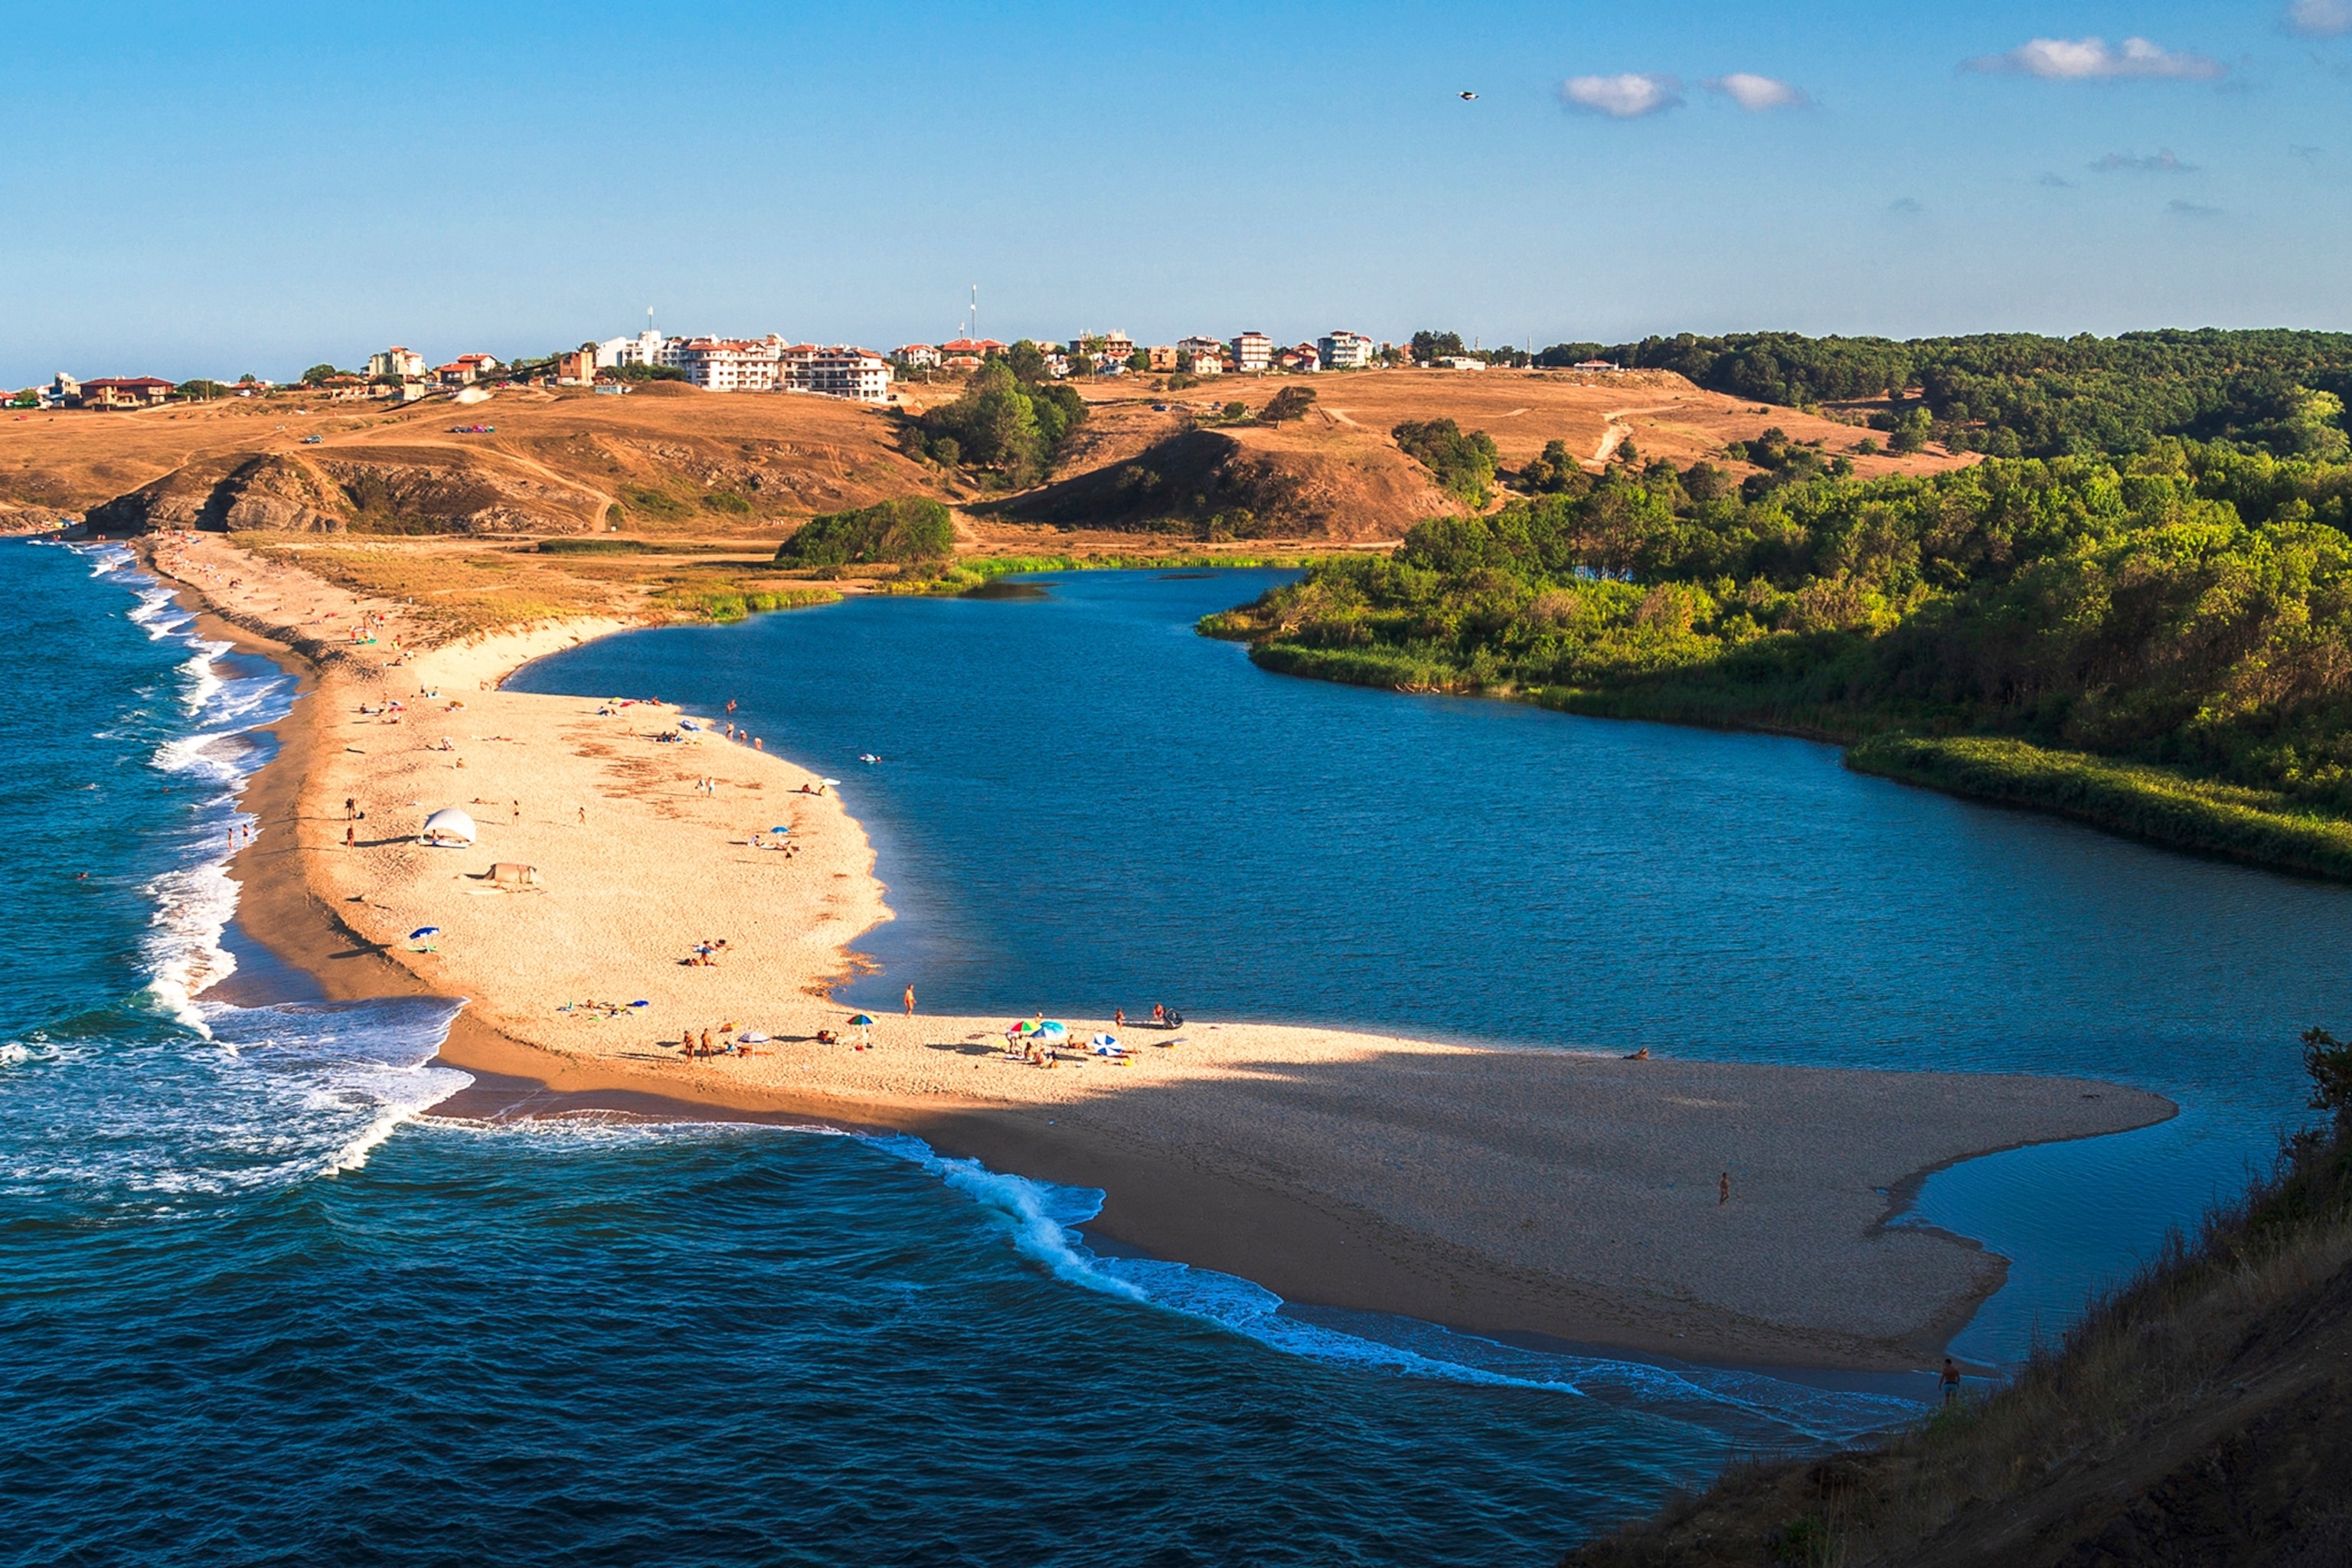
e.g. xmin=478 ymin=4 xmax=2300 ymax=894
xmin=420 ymin=807 xmax=476 ymax=846
xmin=409 ymin=926 xmax=439 ymax=940
xmin=769 ymin=825 xmax=792 ymax=835
xmin=630 ymin=1000 xmax=649 ymax=1008
xmin=820 ymin=778 xmax=841 ymax=787
xmin=848 ymin=1012 xmax=875 ymax=1047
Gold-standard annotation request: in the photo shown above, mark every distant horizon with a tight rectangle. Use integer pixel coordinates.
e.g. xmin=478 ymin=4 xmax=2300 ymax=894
xmin=7 ymin=2 xmax=2348 ymax=384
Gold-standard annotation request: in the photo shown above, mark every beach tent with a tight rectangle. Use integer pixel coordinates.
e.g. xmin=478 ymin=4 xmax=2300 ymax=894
xmin=420 ymin=808 xmax=476 ymax=846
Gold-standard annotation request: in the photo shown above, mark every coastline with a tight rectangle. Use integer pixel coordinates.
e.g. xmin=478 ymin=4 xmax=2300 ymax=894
xmin=151 ymin=533 xmax=2177 ymax=1374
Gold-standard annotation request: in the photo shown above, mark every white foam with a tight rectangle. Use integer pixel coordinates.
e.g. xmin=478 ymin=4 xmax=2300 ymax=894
xmin=859 ymin=1131 xmax=1926 ymax=1438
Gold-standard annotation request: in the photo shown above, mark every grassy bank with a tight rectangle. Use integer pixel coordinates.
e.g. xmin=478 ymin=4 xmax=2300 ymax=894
xmin=1565 ymin=1094 xmax=2352 ymax=1566
xmin=1846 ymin=736 xmax=2352 ymax=881
xmin=1230 ymin=630 xmax=2352 ymax=883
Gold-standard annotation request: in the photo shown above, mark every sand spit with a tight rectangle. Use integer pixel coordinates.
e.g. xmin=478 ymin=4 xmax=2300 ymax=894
xmin=146 ymin=531 xmax=2174 ymax=1370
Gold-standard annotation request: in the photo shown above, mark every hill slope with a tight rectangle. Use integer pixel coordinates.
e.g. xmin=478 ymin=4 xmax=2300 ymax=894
xmin=1566 ymin=1119 xmax=2352 ymax=1567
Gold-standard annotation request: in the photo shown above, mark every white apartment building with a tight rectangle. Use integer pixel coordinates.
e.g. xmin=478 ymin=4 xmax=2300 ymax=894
xmin=596 ymin=330 xmax=668 ymax=370
xmin=777 ymin=345 xmax=893 ymax=403
xmin=893 ymin=344 xmax=942 ymax=368
xmin=1230 ymin=332 xmax=1272 ymax=373
xmin=366 ymin=346 xmax=428 ymax=381
xmin=805 ymin=348 xmax=893 ymax=403
xmin=671 ymin=336 xmax=784 ymax=391
xmin=1318 ymin=330 xmax=1376 ymax=370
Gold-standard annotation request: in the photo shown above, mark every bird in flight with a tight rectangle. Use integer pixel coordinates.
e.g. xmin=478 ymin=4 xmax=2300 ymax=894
xmin=1459 ymin=90 xmax=1478 ymax=100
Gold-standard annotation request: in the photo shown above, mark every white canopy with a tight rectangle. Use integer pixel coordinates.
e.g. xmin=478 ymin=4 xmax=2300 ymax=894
xmin=421 ymin=807 xmax=477 ymax=845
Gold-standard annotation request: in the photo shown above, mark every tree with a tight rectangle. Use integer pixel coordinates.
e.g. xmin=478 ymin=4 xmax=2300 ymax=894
xmin=1127 ymin=349 xmax=1151 ymax=374
xmin=1889 ymin=407 xmax=1932 ymax=455
xmin=1411 ymin=330 xmax=1467 ymax=364
xmin=2302 ymin=1027 xmax=2352 ymax=1132
xmin=916 ymin=361 xmax=1086 ymax=482
xmin=776 ymin=498 xmax=956 ymax=567
xmin=1001 ymin=340 xmax=1050 ymax=384
xmin=1175 ymin=350 xmax=1194 ymax=373
xmin=1260 ymin=385 xmax=1317 ymax=424
xmin=177 ymin=379 xmax=229 ymax=401
xmin=300 ymin=364 xmax=341 ymax=386
xmin=1393 ymin=417 xmax=1499 ymax=505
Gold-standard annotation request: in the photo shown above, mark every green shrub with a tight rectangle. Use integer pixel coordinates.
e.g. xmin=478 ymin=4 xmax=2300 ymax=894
xmin=775 ymin=498 xmax=956 ymax=567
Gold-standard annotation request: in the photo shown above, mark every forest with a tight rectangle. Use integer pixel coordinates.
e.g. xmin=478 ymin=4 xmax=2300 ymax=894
xmin=1543 ymin=328 xmax=2352 ymax=461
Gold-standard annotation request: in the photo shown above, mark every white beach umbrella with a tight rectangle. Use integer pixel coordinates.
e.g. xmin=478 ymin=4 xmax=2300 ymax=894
xmin=420 ymin=807 xmax=477 ymax=845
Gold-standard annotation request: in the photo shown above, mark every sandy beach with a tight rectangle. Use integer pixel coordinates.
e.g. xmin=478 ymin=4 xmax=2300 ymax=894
xmin=146 ymin=531 xmax=2174 ymax=1371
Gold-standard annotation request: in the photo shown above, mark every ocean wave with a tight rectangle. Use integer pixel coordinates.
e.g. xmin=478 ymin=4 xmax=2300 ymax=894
xmin=0 ymin=998 xmax=469 ymax=1203
xmin=862 ymin=1131 xmax=1922 ymax=1441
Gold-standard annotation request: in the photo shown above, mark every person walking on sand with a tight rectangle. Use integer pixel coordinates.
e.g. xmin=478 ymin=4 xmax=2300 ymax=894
xmin=903 ymin=985 xmax=916 ymax=1019
xmin=346 ymin=824 xmax=355 ymax=849
xmin=578 ymin=805 xmax=586 ymax=826
xmin=1941 ymin=1357 xmax=1962 ymax=1406
xmin=1115 ymin=1008 xmax=1125 ymax=1032
xmin=345 ymin=797 xmax=356 ymax=821
xmin=1719 ymin=1171 xmax=1730 ymax=1206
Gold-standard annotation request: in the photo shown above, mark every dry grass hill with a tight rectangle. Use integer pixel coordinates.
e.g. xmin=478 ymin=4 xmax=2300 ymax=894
xmin=5 ymin=366 xmax=1968 ymax=549
xmin=0 ymin=381 xmax=940 ymax=536
xmin=1002 ymin=368 xmax=1972 ymax=543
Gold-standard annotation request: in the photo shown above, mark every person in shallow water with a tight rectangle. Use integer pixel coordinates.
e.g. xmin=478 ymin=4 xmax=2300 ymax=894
xmin=1942 ymin=1357 xmax=1963 ymax=1404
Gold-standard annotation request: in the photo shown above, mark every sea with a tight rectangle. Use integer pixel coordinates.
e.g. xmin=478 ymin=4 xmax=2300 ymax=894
xmin=8 ymin=544 xmax=2347 ymax=1566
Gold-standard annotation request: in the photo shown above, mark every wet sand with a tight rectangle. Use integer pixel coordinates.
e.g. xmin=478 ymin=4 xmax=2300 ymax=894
xmin=149 ymin=531 xmax=2175 ymax=1370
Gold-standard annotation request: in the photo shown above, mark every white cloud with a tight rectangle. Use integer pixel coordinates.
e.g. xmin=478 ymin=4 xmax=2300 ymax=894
xmin=1560 ymin=73 xmax=1684 ymax=118
xmin=2093 ymin=148 xmax=2196 ymax=172
xmin=2168 ymin=199 xmax=2224 ymax=217
xmin=1704 ymin=73 xmax=1810 ymax=110
xmin=2285 ymin=0 xmax=2352 ymax=37
xmin=1963 ymin=35 xmax=2226 ymax=80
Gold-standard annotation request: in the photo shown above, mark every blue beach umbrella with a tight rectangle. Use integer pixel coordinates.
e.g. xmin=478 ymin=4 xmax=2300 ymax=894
xmin=409 ymin=926 xmax=439 ymax=940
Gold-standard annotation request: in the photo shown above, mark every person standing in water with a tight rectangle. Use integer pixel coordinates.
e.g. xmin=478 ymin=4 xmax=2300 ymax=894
xmin=1941 ymin=1357 xmax=1962 ymax=1405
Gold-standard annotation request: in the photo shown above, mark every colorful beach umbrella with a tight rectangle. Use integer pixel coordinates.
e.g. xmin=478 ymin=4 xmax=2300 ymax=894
xmin=409 ymin=926 xmax=439 ymax=940
xmin=848 ymin=1014 xmax=875 ymax=1027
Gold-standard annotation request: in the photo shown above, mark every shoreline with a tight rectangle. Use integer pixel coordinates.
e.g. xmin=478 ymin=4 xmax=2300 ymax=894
xmin=147 ymin=533 xmax=2177 ymax=1374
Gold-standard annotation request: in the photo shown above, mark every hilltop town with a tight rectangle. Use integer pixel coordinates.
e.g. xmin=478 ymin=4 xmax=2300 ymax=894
xmin=15 ymin=324 xmax=1559 ymax=413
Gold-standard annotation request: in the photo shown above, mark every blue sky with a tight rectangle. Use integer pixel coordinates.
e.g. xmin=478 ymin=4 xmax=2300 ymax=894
xmin=4 ymin=2 xmax=2348 ymax=382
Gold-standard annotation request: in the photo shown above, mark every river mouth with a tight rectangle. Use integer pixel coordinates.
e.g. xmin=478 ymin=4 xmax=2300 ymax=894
xmin=514 ymin=567 xmax=2352 ymax=1364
